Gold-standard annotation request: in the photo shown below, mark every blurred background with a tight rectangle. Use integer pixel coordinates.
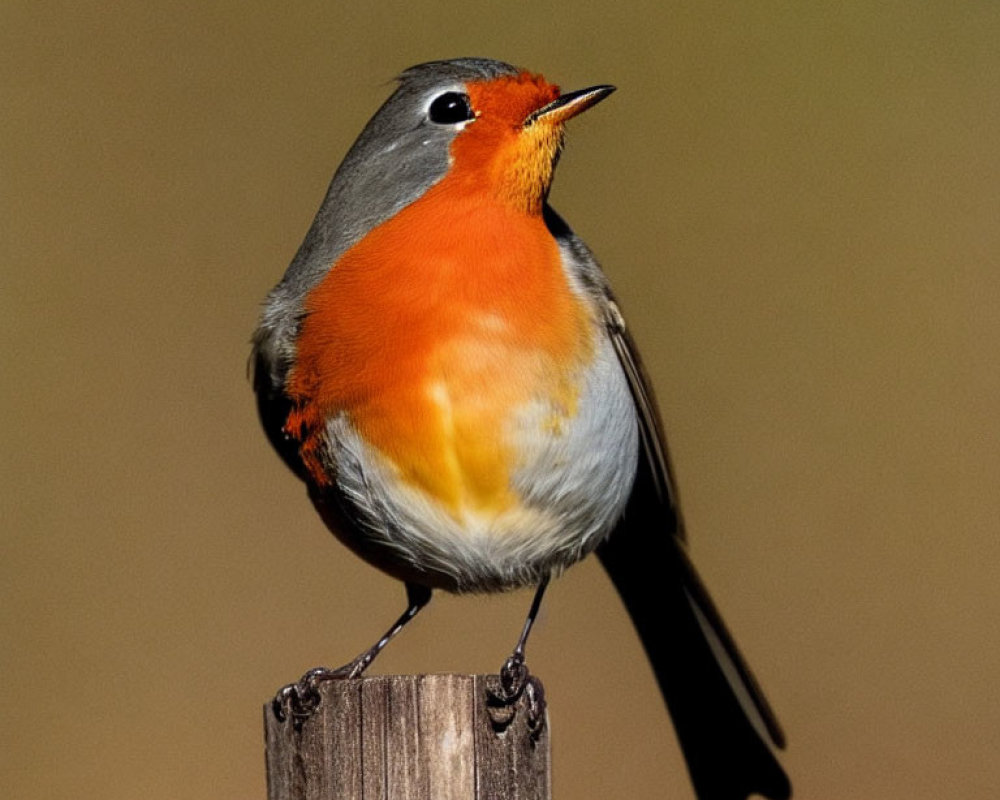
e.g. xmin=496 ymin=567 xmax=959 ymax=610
xmin=3 ymin=1 xmax=998 ymax=798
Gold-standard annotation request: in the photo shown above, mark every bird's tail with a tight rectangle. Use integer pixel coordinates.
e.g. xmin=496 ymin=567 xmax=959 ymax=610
xmin=597 ymin=515 xmax=791 ymax=800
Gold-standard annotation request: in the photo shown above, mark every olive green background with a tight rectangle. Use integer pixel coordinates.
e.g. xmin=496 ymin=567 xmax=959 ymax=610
xmin=3 ymin=2 xmax=998 ymax=798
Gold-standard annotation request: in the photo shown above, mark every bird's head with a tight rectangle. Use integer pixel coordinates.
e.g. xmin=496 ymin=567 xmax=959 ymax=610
xmin=342 ymin=59 xmax=614 ymax=217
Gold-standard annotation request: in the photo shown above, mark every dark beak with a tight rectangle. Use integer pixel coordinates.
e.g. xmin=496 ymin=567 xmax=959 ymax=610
xmin=524 ymin=85 xmax=616 ymax=127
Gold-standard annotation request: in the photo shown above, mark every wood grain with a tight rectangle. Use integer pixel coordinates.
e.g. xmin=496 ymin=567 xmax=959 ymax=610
xmin=265 ymin=674 xmax=550 ymax=799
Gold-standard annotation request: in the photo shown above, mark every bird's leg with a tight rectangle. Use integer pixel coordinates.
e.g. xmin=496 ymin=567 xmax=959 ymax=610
xmin=272 ymin=582 xmax=432 ymax=726
xmin=496 ymin=574 xmax=550 ymax=703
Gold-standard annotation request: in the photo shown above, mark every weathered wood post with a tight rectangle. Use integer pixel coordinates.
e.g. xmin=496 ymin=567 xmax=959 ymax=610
xmin=264 ymin=674 xmax=550 ymax=799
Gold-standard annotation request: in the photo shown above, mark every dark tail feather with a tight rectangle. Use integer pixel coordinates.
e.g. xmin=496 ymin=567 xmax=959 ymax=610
xmin=597 ymin=519 xmax=791 ymax=800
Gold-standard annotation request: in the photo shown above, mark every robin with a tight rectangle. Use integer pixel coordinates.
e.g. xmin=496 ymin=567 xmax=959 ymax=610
xmin=252 ymin=58 xmax=790 ymax=799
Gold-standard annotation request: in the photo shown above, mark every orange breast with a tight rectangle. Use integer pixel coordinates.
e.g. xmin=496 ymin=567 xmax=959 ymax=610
xmin=285 ymin=176 xmax=594 ymax=516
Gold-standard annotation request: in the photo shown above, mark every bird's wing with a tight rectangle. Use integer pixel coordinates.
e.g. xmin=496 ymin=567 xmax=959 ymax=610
xmin=602 ymin=298 xmax=685 ymax=536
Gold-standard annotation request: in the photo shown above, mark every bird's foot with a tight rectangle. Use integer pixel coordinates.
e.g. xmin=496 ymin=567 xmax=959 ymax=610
xmin=485 ymin=653 xmax=546 ymax=738
xmin=523 ymin=676 xmax=546 ymax=741
xmin=498 ymin=652 xmax=528 ymax=701
xmin=271 ymin=655 xmax=370 ymax=729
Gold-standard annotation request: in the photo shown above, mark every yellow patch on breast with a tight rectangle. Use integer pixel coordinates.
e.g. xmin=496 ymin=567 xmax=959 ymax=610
xmin=407 ymin=331 xmax=580 ymax=515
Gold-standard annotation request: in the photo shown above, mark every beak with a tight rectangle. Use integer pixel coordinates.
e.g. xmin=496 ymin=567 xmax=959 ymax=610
xmin=524 ymin=85 xmax=616 ymax=127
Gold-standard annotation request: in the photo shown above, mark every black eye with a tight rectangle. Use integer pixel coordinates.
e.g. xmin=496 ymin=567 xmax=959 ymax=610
xmin=428 ymin=92 xmax=475 ymax=125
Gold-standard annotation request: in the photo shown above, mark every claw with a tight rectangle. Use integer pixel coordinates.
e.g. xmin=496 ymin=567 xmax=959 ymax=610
xmin=271 ymin=665 xmax=355 ymax=729
xmin=271 ymin=683 xmax=296 ymax=722
xmin=498 ymin=653 xmax=528 ymax=702
xmin=485 ymin=657 xmax=547 ymax=737
xmin=524 ymin=677 xmax=547 ymax=740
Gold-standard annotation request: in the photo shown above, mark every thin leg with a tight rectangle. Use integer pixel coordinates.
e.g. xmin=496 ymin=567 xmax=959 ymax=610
xmin=498 ymin=574 xmax=551 ymax=700
xmin=511 ymin=574 xmax=551 ymax=662
xmin=335 ymin=582 xmax=433 ymax=678
xmin=273 ymin=582 xmax=432 ymax=725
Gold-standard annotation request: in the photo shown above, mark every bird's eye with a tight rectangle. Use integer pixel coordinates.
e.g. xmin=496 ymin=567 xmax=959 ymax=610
xmin=428 ymin=92 xmax=475 ymax=125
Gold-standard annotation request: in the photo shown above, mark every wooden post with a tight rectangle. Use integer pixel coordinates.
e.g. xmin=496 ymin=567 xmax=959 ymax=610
xmin=264 ymin=674 xmax=550 ymax=800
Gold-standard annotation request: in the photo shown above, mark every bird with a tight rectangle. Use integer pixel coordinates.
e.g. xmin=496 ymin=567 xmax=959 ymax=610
xmin=251 ymin=57 xmax=791 ymax=800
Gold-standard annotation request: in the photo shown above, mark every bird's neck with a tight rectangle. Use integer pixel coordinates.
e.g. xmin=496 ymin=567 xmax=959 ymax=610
xmin=446 ymin=125 xmax=564 ymax=215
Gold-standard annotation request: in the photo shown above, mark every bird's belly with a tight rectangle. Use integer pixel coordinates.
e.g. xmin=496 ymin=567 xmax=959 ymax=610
xmin=363 ymin=328 xmax=582 ymax=516
xmin=324 ymin=333 xmax=640 ymax=592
